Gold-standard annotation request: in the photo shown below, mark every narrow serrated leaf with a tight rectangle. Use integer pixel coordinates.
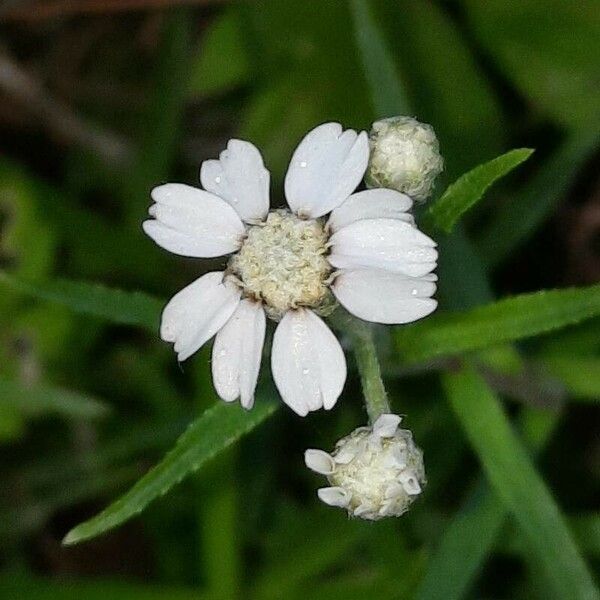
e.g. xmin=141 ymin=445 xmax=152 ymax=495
xmin=63 ymin=399 xmax=278 ymax=545
xmin=395 ymin=285 xmax=600 ymax=363
xmin=428 ymin=148 xmax=533 ymax=232
xmin=0 ymin=272 xmax=163 ymax=333
xmin=444 ymin=366 xmax=598 ymax=600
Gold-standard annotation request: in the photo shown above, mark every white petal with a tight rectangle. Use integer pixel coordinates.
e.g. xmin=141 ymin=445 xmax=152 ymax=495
xmin=384 ymin=482 xmax=405 ymax=500
xmin=354 ymin=503 xmax=374 ymax=517
xmin=271 ymin=309 xmax=346 ymax=416
xmin=284 ymin=123 xmax=369 ymax=218
xmin=332 ymin=269 xmax=437 ymax=324
xmin=211 ymin=299 xmax=266 ymax=409
xmin=161 ymin=272 xmax=241 ymax=362
xmin=317 ymin=487 xmax=351 ymax=508
xmin=399 ymin=471 xmax=422 ymax=495
xmin=328 ymin=218 xmax=437 ymax=277
xmin=304 ymin=449 xmax=336 ymax=475
xmin=333 ymin=444 xmax=358 ymax=465
xmin=143 ymin=183 xmax=245 ymax=258
xmin=327 ymin=188 xmax=413 ymax=232
xmin=372 ymin=414 xmax=402 ymax=438
xmin=200 ymin=139 xmax=270 ymax=223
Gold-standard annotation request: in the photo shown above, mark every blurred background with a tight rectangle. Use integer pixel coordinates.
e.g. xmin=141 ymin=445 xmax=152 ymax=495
xmin=0 ymin=1 xmax=598 ymax=598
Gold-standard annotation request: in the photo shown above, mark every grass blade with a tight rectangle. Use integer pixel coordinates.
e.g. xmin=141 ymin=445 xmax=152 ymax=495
xmin=0 ymin=575 xmax=205 ymax=600
xmin=443 ymin=366 xmax=598 ymax=600
xmin=0 ymin=272 xmax=162 ymax=333
xmin=428 ymin=148 xmax=533 ymax=233
xmin=395 ymin=284 xmax=600 ymax=363
xmin=0 ymin=377 xmax=109 ymax=420
xmin=416 ymin=408 xmax=560 ymax=600
xmin=63 ymin=398 xmax=278 ymax=545
xmin=349 ymin=0 xmax=410 ymax=115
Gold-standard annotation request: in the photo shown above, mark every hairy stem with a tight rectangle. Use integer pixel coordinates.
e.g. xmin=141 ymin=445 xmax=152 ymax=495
xmin=333 ymin=311 xmax=391 ymax=422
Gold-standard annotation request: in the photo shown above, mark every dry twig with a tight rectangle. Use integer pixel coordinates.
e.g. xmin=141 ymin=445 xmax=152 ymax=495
xmin=0 ymin=49 xmax=133 ymax=166
xmin=0 ymin=0 xmax=223 ymax=21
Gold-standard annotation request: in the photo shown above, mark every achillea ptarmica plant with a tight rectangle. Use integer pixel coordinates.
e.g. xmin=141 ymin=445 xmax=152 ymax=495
xmin=305 ymin=414 xmax=426 ymax=520
xmin=366 ymin=116 xmax=444 ymax=202
xmin=143 ymin=122 xmax=438 ymax=416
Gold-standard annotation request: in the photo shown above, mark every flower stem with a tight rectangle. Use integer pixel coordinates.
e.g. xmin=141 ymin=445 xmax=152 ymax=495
xmin=333 ymin=311 xmax=391 ymax=422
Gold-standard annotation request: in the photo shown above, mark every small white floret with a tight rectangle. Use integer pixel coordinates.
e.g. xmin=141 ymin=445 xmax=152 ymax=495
xmin=304 ymin=449 xmax=336 ymax=475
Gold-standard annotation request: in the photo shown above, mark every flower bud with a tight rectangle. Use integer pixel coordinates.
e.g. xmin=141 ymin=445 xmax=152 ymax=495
xmin=305 ymin=414 xmax=426 ymax=520
xmin=366 ymin=116 xmax=443 ymax=202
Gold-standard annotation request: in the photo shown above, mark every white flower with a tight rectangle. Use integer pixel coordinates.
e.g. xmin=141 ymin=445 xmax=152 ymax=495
xmin=366 ymin=116 xmax=444 ymax=202
xmin=143 ymin=123 xmax=438 ymax=416
xmin=305 ymin=414 xmax=426 ymax=520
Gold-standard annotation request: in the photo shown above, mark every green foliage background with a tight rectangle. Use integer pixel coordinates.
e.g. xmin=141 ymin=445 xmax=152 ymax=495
xmin=0 ymin=1 xmax=599 ymax=598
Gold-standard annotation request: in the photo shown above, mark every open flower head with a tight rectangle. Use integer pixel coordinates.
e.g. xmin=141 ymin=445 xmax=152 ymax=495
xmin=143 ymin=123 xmax=438 ymax=416
xmin=305 ymin=414 xmax=426 ymax=520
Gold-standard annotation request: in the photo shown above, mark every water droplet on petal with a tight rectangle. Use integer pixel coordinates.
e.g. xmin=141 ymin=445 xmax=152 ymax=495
xmin=299 ymin=161 xmax=307 ymax=168
xmin=302 ymin=368 xmax=310 ymax=375
xmin=215 ymin=176 xmax=222 ymax=184
xmin=411 ymin=288 xmax=418 ymax=296
xmin=219 ymin=349 xmax=227 ymax=357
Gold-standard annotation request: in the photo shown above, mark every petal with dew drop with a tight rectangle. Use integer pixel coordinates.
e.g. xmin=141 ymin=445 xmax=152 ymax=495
xmin=271 ymin=309 xmax=346 ymax=416
xmin=284 ymin=122 xmax=369 ymax=218
xmin=332 ymin=268 xmax=437 ymax=324
xmin=200 ymin=139 xmax=270 ymax=223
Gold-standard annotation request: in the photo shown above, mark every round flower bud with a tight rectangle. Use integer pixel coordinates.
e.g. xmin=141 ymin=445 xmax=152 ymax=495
xmin=366 ymin=116 xmax=443 ymax=202
xmin=305 ymin=414 xmax=426 ymax=520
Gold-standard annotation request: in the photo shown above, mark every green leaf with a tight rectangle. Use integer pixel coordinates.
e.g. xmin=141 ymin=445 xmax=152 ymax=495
xmin=443 ymin=366 xmax=598 ymax=600
xmin=541 ymin=356 xmax=600 ymax=401
xmin=428 ymin=148 xmax=533 ymax=233
xmin=0 ymin=377 xmax=109 ymax=420
xmin=395 ymin=284 xmax=600 ymax=363
xmin=374 ymin=0 xmax=505 ymax=177
xmin=188 ymin=9 xmax=250 ymax=96
xmin=0 ymin=272 xmax=163 ymax=333
xmin=63 ymin=398 xmax=278 ymax=545
xmin=349 ymin=0 xmax=410 ymax=116
xmin=416 ymin=409 xmax=560 ymax=600
xmin=0 ymin=575 xmax=205 ymax=600
xmin=416 ymin=481 xmax=505 ymax=600
xmin=463 ymin=0 xmax=600 ymax=129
